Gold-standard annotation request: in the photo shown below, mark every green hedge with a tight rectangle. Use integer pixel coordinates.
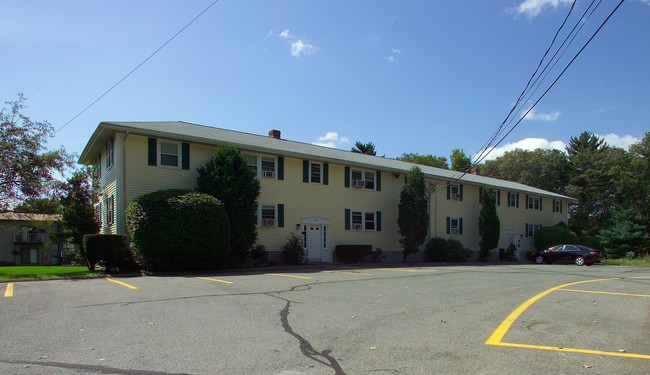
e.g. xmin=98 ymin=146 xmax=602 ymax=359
xmin=283 ymin=233 xmax=304 ymax=265
xmin=426 ymin=237 xmax=472 ymax=262
xmin=335 ymin=245 xmax=372 ymax=263
xmin=126 ymin=189 xmax=231 ymax=272
xmin=82 ymin=234 xmax=136 ymax=272
xmin=534 ymin=223 xmax=578 ymax=251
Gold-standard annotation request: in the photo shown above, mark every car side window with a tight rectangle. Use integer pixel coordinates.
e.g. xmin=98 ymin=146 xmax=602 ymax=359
xmin=566 ymin=245 xmax=578 ymax=251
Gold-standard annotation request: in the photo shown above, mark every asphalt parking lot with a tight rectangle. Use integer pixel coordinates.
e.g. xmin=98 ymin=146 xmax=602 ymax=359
xmin=1 ymin=264 xmax=648 ymax=375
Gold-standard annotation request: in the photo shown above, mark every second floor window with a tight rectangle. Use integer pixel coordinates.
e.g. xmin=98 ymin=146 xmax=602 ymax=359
xmin=105 ymin=138 xmax=114 ymax=169
xmin=311 ymin=162 xmax=321 ymax=184
xmin=160 ymin=142 xmax=179 ymax=167
xmin=527 ymin=195 xmax=541 ymax=210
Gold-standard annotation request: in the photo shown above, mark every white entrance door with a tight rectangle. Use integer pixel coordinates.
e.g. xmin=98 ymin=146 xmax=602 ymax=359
xmin=507 ymin=232 xmax=520 ymax=260
xmin=306 ymin=225 xmax=322 ymax=261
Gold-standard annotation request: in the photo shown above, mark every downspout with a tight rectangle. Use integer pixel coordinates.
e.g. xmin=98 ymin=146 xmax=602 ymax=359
xmin=433 ymin=183 xmax=438 ymax=238
xmin=121 ymin=131 xmax=129 ymax=235
xmin=427 ymin=183 xmax=432 ymax=242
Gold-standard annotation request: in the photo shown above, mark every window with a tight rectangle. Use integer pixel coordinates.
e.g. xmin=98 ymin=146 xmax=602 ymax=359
xmin=244 ymin=154 xmax=257 ymax=174
xmin=351 ymin=169 xmax=376 ymax=190
xmin=160 ymin=141 xmax=179 ymax=167
xmin=261 ymin=205 xmax=276 ymax=227
xmin=105 ymin=195 xmax=115 ymax=225
xmin=508 ymin=192 xmax=519 ymax=208
xmin=94 ymin=202 xmax=102 ymax=227
xmin=553 ymin=199 xmax=562 ymax=213
xmin=527 ymin=195 xmax=541 ymax=210
xmin=447 ymin=184 xmax=463 ymax=200
xmin=479 ymin=187 xmax=500 ymax=205
xmin=94 ymin=156 xmax=102 ymax=179
xmin=310 ymin=162 xmax=321 ymax=184
xmin=261 ymin=157 xmax=275 ymax=178
xmin=350 ymin=210 xmax=378 ymax=231
xmin=526 ymin=223 xmax=542 ymax=238
xmin=447 ymin=217 xmax=463 ymax=235
xmin=105 ymin=138 xmax=114 ymax=169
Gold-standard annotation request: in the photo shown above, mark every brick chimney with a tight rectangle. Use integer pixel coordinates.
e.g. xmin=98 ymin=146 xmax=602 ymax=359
xmin=471 ymin=167 xmax=480 ymax=175
xmin=269 ymin=130 xmax=281 ymax=139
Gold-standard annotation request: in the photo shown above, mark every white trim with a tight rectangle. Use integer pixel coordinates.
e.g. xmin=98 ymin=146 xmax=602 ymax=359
xmin=158 ymin=140 xmax=181 ymax=169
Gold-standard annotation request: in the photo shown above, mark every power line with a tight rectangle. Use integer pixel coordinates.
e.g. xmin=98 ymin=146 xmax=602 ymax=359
xmin=54 ymin=0 xmax=220 ymax=134
xmin=445 ymin=0 xmax=625 ymax=188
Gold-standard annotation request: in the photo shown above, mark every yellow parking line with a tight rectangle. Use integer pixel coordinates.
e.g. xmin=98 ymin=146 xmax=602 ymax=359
xmin=265 ymin=273 xmax=311 ymax=280
xmin=486 ymin=277 xmax=650 ymax=360
xmin=197 ymin=277 xmax=234 ymax=284
xmin=560 ymin=288 xmax=650 ymax=298
xmin=105 ymin=277 xmax=138 ymax=290
xmin=375 ymin=268 xmax=437 ymax=273
xmin=323 ymin=271 xmax=373 ymax=276
xmin=4 ymin=283 xmax=13 ymax=297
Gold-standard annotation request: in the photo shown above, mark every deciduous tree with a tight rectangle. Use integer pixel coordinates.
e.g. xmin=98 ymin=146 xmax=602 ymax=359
xmin=450 ymin=149 xmax=471 ymax=172
xmin=397 ymin=153 xmax=449 ymax=169
xmin=0 ymin=94 xmax=73 ymax=210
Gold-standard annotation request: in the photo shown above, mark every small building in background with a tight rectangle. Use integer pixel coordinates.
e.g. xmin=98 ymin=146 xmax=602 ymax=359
xmin=0 ymin=213 xmax=62 ymax=265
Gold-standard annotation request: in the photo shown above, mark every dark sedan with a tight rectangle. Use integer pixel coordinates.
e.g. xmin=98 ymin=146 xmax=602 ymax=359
xmin=531 ymin=244 xmax=603 ymax=266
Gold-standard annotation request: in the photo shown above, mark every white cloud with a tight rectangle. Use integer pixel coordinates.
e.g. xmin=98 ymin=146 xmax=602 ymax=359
xmin=478 ymin=133 xmax=640 ymax=161
xmin=312 ymin=132 xmax=350 ymax=148
xmin=385 ymin=47 xmax=402 ymax=63
xmin=385 ymin=56 xmax=395 ymax=63
xmin=522 ymin=107 xmax=560 ymax=121
xmin=598 ymin=133 xmax=640 ymax=149
xmin=510 ymin=0 xmax=573 ymax=19
xmin=391 ymin=48 xmax=402 ymax=54
xmin=271 ymin=29 xmax=318 ymax=58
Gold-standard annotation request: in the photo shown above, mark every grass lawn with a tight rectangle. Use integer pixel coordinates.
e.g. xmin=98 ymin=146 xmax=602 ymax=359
xmin=601 ymin=254 xmax=650 ymax=267
xmin=0 ymin=266 xmax=101 ymax=279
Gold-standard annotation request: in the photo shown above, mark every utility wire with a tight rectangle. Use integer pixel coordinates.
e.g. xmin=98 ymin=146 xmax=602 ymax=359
xmin=54 ymin=0 xmax=220 ymax=134
xmin=444 ymin=0 xmax=625 ymax=188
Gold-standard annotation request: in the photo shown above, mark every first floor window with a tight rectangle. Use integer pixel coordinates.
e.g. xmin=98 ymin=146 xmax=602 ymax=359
xmin=105 ymin=195 xmax=115 ymax=225
xmin=447 ymin=217 xmax=463 ymax=235
xmin=160 ymin=142 xmax=179 ymax=167
xmin=526 ymin=223 xmax=542 ymax=238
xmin=261 ymin=205 xmax=276 ymax=227
xmin=349 ymin=210 xmax=379 ymax=231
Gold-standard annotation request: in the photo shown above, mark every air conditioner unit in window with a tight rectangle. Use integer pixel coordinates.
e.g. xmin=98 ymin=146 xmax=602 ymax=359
xmin=263 ymin=170 xmax=275 ymax=178
xmin=452 ymin=193 xmax=461 ymax=200
xmin=451 ymin=228 xmax=460 ymax=234
xmin=351 ymin=180 xmax=364 ymax=188
xmin=262 ymin=218 xmax=275 ymax=227
xmin=352 ymin=223 xmax=362 ymax=230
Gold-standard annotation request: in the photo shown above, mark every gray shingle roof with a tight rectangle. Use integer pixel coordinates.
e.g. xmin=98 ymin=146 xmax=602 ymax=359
xmin=79 ymin=121 xmax=575 ymax=200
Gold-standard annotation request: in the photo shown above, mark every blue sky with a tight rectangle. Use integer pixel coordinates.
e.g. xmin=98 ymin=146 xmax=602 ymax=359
xmin=3 ymin=0 xmax=648 ymax=163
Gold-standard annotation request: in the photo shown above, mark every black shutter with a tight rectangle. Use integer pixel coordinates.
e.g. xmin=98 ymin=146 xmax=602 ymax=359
xmin=181 ymin=143 xmax=190 ymax=170
xmin=323 ymin=163 xmax=329 ymax=185
xmin=459 ymin=218 xmax=463 ymax=235
xmin=460 ymin=184 xmax=464 ymax=201
xmin=446 ymin=217 xmax=451 ymax=234
xmin=344 ymin=166 xmax=350 ymax=187
xmin=148 ymin=138 xmax=157 ymax=166
xmin=560 ymin=200 xmax=562 ymax=213
xmin=303 ymin=160 xmax=309 ymax=183
xmin=345 ymin=209 xmax=351 ymax=230
xmin=277 ymin=156 xmax=284 ymax=180
xmin=516 ymin=193 xmax=520 ymax=208
xmin=539 ymin=197 xmax=543 ymax=211
xmin=507 ymin=192 xmax=511 ymax=207
xmin=376 ymin=171 xmax=381 ymax=191
xmin=376 ymin=211 xmax=381 ymax=231
xmin=277 ymin=204 xmax=284 ymax=228
xmin=497 ymin=191 xmax=501 ymax=206
xmin=526 ymin=195 xmax=529 ymax=209
xmin=447 ymin=185 xmax=451 ymax=200
xmin=479 ymin=187 xmax=483 ymax=203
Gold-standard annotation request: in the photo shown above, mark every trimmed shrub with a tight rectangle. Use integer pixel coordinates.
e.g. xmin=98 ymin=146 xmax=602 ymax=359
xmin=283 ymin=233 xmax=304 ymax=265
xmin=126 ymin=189 xmax=231 ymax=272
xmin=83 ymin=234 xmax=136 ymax=272
xmin=534 ymin=224 xmax=578 ymax=251
xmin=426 ymin=237 xmax=472 ymax=262
xmin=335 ymin=245 xmax=372 ymax=263
xmin=249 ymin=245 xmax=268 ymax=267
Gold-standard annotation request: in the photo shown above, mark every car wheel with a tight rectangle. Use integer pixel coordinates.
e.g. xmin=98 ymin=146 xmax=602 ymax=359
xmin=575 ymin=256 xmax=585 ymax=266
xmin=534 ymin=255 xmax=545 ymax=264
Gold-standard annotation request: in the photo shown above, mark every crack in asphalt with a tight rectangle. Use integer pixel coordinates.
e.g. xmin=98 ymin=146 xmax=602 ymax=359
xmin=265 ymin=286 xmax=346 ymax=375
xmin=0 ymin=358 xmax=193 ymax=374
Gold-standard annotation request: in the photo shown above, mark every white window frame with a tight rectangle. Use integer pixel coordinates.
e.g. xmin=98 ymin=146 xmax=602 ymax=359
xmin=450 ymin=184 xmax=461 ymax=200
xmin=509 ymin=192 xmax=517 ymax=207
xmin=106 ymin=138 xmax=114 ymax=169
xmin=553 ymin=199 xmax=561 ymax=213
xmin=526 ymin=223 xmax=542 ymax=238
xmin=259 ymin=204 xmax=277 ymax=228
xmin=350 ymin=210 xmax=377 ymax=231
xmin=158 ymin=140 xmax=180 ymax=168
xmin=105 ymin=195 xmax=115 ymax=225
xmin=350 ymin=169 xmax=376 ymax=191
xmin=95 ymin=156 xmax=102 ymax=179
xmin=243 ymin=153 xmax=277 ymax=179
xmin=527 ymin=195 xmax=541 ymax=210
xmin=450 ymin=217 xmax=460 ymax=234
xmin=310 ymin=162 xmax=322 ymax=184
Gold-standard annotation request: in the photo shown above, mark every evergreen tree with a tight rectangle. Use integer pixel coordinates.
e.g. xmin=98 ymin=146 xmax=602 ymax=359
xmin=478 ymin=186 xmax=500 ymax=261
xmin=598 ymin=207 xmax=647 ymax=259
xmin=351 ymin=141 xmax=377 ymax=156
xmin=196 ymin=146 xmax=261 ymax=265
xmin=397 ymin=166 xmax=428 ymax=262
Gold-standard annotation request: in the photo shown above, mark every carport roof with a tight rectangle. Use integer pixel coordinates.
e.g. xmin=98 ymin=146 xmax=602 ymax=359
xmin=79 ymin=121 xmax=575 ymax=201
